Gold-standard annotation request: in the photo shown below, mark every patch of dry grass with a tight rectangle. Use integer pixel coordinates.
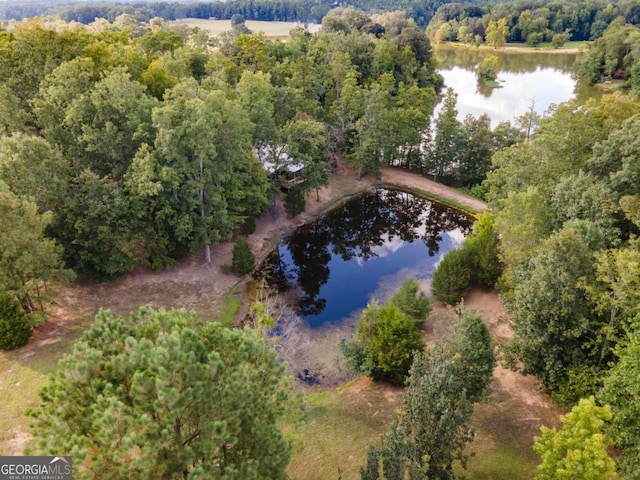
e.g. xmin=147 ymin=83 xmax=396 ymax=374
xmin=287 ymin=377 xmax=402 ymax=480
xmin=172 ymin=19 xmax=321 ymax=38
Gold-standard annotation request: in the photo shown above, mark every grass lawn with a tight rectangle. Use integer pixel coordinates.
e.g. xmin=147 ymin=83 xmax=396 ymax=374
xmin=173 ymin=19 xmax=321 ymax=38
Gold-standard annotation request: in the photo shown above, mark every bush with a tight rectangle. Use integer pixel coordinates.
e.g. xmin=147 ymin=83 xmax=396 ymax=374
xmin=431 ymin=248 xmax=471 ymax=305
xmin=477 ymin=55 xmax=500 ymax=82
xmin=231 ymin=237 xmax=255 ymax=275
xmin=388 ymin=277 xmax=431 ymax=326
xmin=551 ymin=32 xmax=570 ymax=49
xmin=0 ymin=296 xmax=32 ymax=350
xmin=446 ymin=309 xmax=496 ymax=402
xmin=351 ymin=302 xmax=423 ymax=384
xmin=240 ymin=216 xmax=256 ymax=235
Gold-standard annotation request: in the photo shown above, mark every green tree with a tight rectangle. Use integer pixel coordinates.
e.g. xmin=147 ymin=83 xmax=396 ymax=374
xmin=507 ymin=227 xmax=596 ymax=400
xmin=0 ymin=181 xmax=74 ymax=315
xmin=231 ymin=237 xmax=256 ymax=275
xmin=456 ymin=113 xmax=494 ymax=187
xmin=600 ymin=320 xmax=640 ymax=478
xmin=486 ymin=18 xmax=510 ymax=49
xmin=534 ymin=397 xmax=617 ymax=480
xmin=464 ymin=212 xmax=503 ymax=288
xmin=446 ymin=308 xmax=496 ymax=402
xmin=152 ymin=79 xmax=254 ymax=265
xmin=346 ymin=299 xmax=424 ymax=385
xmin=284 ymin=185 xmax=306 ymax=217
xmin=388 ymin=277 xmax=431 ymax=325
xmin=29 ymin=307 xmax=298 ymax=479
xmin=428 ymin=88 xmax=462 ymax=182
xmin=362 ymin=348 xmax=474 ymax=480
xmin=477 ymin=55 xmax=500 ymax=82
xmin=64 ymin=68 xmax=157 ymax=179
xmin=0 ymin=133 xmax=69 ymax=214
xmin=431 ymin=248 xmax=471 ymax=305
xmin=0 ymin=85 xmax=32 ymax=135
xmin=283 ymin=115 xmax=329 ymax=201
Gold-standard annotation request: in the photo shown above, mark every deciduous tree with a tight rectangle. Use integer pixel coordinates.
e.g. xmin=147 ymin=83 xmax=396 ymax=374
xmin=534 ymin=397 xmax=617 ymax=480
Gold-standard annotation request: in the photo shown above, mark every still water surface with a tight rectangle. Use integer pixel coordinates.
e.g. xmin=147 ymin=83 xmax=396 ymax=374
xmin=266 ymin=189 xmax=472 ymax=329
xmin=434 ymin=46 xmax=601 ymax=126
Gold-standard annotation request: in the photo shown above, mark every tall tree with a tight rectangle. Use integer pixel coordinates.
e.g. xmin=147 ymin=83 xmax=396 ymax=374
xmin=64 ymin=68 xmax=157 ymax=179
xmin=152 ymin=79 xmax=254 ymax=265
xmin=29 ymin=307 xmax=298 ymax=479
xmin=428 ymin=88 xmax=462 ymax=182
xmin=362 ymin=348 xmax=474 ymax=480
xmin=0 ymin=133 xmax=69 ymax=214
xmin=282 ymin=115 xmax=329 ymax=201
xmin=506 ymin=227 xmax=597 ymax=402
xmin=486 ymin=18 xmax=510 ymax=49
xmin=600 ymin=319 xmax=640 ymax=479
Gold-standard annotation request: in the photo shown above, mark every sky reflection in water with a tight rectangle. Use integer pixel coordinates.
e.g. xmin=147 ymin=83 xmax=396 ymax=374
xmin=265 ymin=189 xmax=472 ymax=329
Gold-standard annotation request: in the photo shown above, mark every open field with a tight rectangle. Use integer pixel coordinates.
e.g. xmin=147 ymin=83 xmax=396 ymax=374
xmin=0 ymin=167 xmax=561 ymax=479
xmin=173 ymin=18 xmax=321 ymax=38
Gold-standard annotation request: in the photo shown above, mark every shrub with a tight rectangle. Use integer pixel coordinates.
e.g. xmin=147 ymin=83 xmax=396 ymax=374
xmin=431 ymin=248 xmax=471 ymax=305
xmin=446 ymin=309 xmax=496 ymax=402
xmin=388 ymin=277 xmax=431 ymax=326
xmin=231 ymin=237 xmax=255 ymax=275
xmin=350 ymin=302 xmax=423 ymax=384
xmin=240 ymin=216 xmax=256 ymax=235
xmin=551 ymin=32 xmax=570 ymax=49
xmin=0 ymin=296 xmax=32 ymax=350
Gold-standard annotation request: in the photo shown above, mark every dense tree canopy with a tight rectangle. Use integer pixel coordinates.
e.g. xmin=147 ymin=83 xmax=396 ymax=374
xmin=0 ymin=12 xmax=442 ymax=282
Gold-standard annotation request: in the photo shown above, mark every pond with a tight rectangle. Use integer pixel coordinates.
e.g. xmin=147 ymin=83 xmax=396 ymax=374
xmin=261 ymin=188 xmax=472 ymax=385
xmin=434 ymin=46 xmax=601 ymax=127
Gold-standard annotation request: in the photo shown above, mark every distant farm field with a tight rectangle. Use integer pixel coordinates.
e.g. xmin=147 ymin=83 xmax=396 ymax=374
xmin=173 ymin=18 xmax=321 ymax=38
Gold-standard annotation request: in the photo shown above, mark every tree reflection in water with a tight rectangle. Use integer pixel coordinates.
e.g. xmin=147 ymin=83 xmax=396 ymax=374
xmin=261 ymin=188 xmax=472 ymax=328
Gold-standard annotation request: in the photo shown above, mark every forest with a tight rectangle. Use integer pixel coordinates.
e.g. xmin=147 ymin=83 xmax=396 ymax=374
xmin=1 ymin=3 xmax=640 ymax=479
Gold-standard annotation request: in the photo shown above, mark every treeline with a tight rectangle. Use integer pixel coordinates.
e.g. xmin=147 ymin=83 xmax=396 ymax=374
xmin=0 ymin=0 xmax=473 ymax=26
xmin=0 ymin=11 xmax=445 ymax=323
xmin=473 ymin=92 xmax=640 ymax=477
xmin=427 ymin=0 xmax=640 ymax=45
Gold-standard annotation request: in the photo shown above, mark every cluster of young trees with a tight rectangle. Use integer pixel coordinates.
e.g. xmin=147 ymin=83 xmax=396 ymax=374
xmin=0 ymin=12 xmax=442 ymax=329
xmin=427 ymin=0 xmax=640 ymax=46
xmin=341 ymin=277 xmax=431 ymax=384
xmin=361 ymin=308 xmax=495 ymax=479
xmin=480 ymin=92 xmax=640 ymax=477
xmin=431 ymin=212 xmax=502 ymax=305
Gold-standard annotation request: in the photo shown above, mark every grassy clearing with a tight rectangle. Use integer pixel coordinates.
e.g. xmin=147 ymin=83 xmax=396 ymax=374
xmin=173 ymin=18 xmax=321 ymax=38
xmin=286 ymin=373 xmax=541 ymax=480
xmin=0 ymin=317 xmax=91 ymax=454
xmin=286 ymin=378 xmax=402 ymax=480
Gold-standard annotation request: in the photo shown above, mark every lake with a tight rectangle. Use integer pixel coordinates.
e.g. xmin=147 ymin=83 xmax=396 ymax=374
xmin=433 ymin=46 xmax=601 ymax=126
